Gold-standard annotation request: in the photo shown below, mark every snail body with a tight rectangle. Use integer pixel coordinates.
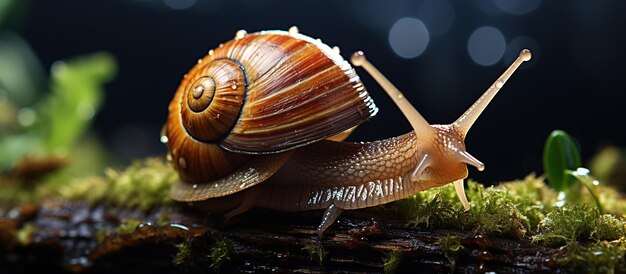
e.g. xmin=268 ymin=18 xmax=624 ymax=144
xmin=164 ymin=28 xmax=532 ymax=236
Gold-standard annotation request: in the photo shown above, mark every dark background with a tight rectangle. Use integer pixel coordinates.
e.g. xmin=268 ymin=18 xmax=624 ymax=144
xmin=15 ymin=0 xmax=626 ymax=184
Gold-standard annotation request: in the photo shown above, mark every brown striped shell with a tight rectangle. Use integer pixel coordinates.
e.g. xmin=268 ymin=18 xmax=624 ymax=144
xmin=165 ymin=29 xmax=377 ymax=201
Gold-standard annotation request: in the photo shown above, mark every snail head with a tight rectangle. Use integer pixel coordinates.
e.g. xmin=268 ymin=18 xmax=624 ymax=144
xmin=351 ymin=49 xmax=532 ymax=208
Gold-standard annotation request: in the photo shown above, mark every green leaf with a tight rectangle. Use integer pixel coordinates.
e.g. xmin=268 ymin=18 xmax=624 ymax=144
xmin=543 ymin=130 xmax=582 ymax=191
xmin=0 ymin=31 xmax=46 ymax=106
xmin=41 ymin=52 xmax=117 ymax=153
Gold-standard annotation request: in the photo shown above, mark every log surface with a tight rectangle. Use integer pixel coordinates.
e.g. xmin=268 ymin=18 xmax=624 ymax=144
xmin=0 ymin=200 xmax=560 ymax=273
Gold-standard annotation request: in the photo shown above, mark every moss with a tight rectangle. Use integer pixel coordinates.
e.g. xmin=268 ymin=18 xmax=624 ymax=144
xmin=382 ymin=250 xmax=402 ymax=274
xmin=1 ymin=157 xmax=177 ymax=210
xmin=44 ymin=157 xmax=177 ymax=210
xmin=173 ymin=239 xmax=199 ymax=271
xmin=173 ymin=237 xmax=232 ymax=273
xmin=462 ymin=183 xmax=531 ymax=238
xmin=386 ymin=173 xmax=626 ymax=243
xmin=496 ymin=175 xmax=555 ymax=228
xmin=533 ymin=204 xmax=597 ymax=246
xmin=16 ymin=223 xmax=35 ymax=245
xmin=532 ymin=204 xmax=625 ymax=246
xmin=438 ymin=235 xmax=463 ymax=272
xmin=558 ymin=238 xmax=626 ymax=273
xmin=384 ymin=180 xmax=463 ymax=229
xmin=302 ymin=242 xmax=327 ymax=266
xmin=0 ymin=176 xmax=36 ymax=204
xmin=592 ymin=214 xmax=626 ymax=241
xmin=404 ymin=194 xmax=458 ymax=228
xmin=157 ymin=211 xmax=170 ymax=225
xmin=387 ymin=177 xmax=546 ymax=238
xmin=113 ymin=219 xmax=141 ymax=235
xmin=209 ymin=238 xmax=233 ymax=271
xmin=95 ymin=229 xmax=107 ymax=244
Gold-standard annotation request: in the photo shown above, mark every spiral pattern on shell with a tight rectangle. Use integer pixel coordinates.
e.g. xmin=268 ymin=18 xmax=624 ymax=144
xmin=165 ymin=29 xmax=378 ymax=200
xmin=181 ymin=59 xmax=248 ymax=142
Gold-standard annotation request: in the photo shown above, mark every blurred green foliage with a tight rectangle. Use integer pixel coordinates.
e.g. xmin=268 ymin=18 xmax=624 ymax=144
xmin=0 ymin=0 xmax=27 ymax=29
xmin=44 ymin=52 xmax=116 ymax=152
xmin=0 ymin=47 xmax=117 ymax=171
xmin=590 ymin=146 xmax=626 ymax=190
xmin=0 ymin=0 xmax=117 ymax=174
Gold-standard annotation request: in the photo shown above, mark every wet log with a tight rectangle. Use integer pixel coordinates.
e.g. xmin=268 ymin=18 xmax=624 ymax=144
xmin=0 ymin=199 xmax=560 ymax=273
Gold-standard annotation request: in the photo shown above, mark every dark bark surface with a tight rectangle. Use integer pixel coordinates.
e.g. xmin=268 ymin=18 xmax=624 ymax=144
xmin=0 ymin=200 xmax=561 ymax=273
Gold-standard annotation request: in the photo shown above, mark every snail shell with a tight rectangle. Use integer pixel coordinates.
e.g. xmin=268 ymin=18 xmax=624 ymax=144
xmin=165 ymin=30 xmax=378 ymax=201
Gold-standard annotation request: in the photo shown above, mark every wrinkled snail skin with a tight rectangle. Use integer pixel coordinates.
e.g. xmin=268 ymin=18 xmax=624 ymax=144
xmin=165 ymin=28 xmax=532 ymax=236
xmin=248 ymin=126 xmax=469 ymax=211
xmin=220 ymin=125 xmax=470 ymax=234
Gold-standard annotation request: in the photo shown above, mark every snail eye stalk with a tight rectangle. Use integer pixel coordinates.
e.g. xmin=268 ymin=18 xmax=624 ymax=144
xmin=453 ymin=49 xmax=532 ymax=137
xmin=351 ymin=51 xmax=435 ymax=142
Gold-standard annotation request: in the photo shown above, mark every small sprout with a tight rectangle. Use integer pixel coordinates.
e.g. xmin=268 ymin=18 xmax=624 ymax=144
xmin=565 ymin=168 xmax=604 ymax=213
xmin=302 ymin=242 xmax=327 ymax=266
xmin=543 ymin=130 xmax=581 ymax=191
xmin=543 ymin=130 xmax=602 ymax=212
xmin=439 ymin=235 xmax=464 ymax=272
xmin=383 ymin=250 xmax=403 ymax=274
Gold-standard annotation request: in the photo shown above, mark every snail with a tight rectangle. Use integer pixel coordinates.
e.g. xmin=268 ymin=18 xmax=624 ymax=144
xmin=162 ymin=27 xmax=532 ymax=236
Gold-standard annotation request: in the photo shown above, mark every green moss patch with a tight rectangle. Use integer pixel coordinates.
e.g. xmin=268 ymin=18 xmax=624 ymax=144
xmin=558 ymin=238 xmax=626 ymax=273
xmin=438 ymin=235 xmax=463 ymax=272
xmin=31 ymin=158 xmax=176 ymax=210
xmin=173 ymin=237 xmax=233 ymax=273
xmin=302 ymin=241 xmax=327 ymax=266
xmin=1 ymin=158 xmax=177 ymax=210
xmin=382 ymin=250 xmax=402 ymax=274
xmin=385 ymin=176 xmax=549 ymax=238
xmin=533 ymin=205 xmax=625 ymax=246
xmin=386 ymin=174 xmax=626 ymax=244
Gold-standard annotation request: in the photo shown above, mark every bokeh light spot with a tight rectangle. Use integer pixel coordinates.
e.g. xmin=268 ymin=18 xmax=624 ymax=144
xmin=418 ymin=0 xmax=455 ymax=36
xmin=467 ymin=26 xmax=506 ymax=66
xmin=163 ymin=0 xmax=197 ymax=10
xmin=493 ymin=0 xmax=542 ymax=15
xmin=17 ymin=107 xmax=36 ymax=127
xmin=389 ymin=17 xmax=430 ymax=59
